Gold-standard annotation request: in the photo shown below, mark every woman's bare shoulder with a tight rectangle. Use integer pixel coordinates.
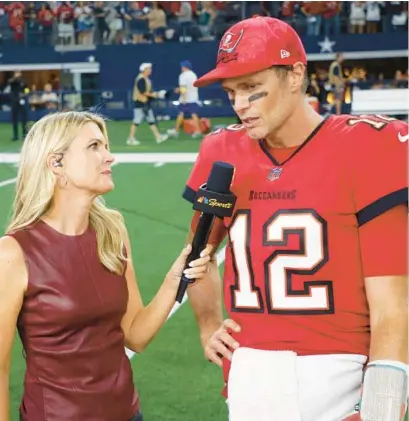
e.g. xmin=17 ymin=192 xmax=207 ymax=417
xmin=0 ymin=235 xmax=28 ymax=290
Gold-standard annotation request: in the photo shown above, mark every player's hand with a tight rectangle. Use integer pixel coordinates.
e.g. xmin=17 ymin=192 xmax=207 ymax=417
xmin=165 ymin=244 xmax=211 ymax=289
xmin=204 ymin=319 xmax=241 ymax=367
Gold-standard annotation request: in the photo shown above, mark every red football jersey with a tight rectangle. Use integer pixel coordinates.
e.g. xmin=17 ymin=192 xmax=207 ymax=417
xmin=183 ymin=114 xmax=408 ymax=358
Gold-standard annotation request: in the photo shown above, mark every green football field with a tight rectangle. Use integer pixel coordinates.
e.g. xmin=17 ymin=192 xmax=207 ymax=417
xmin=2 ymin=117 xmax=407 ymax=421
xmin=0 ymin=117 xmax=234 ymax=421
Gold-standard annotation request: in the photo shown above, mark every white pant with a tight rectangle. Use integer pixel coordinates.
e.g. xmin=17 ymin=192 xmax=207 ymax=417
xmin=227 ymin=348 xmax=367 ymax=421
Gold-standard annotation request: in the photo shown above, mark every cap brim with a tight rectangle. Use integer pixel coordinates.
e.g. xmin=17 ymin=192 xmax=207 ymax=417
xmin=194 ymin=61 xmax=268 ymax=88
xmin=194 ymin=68 xmax=226 ymax=88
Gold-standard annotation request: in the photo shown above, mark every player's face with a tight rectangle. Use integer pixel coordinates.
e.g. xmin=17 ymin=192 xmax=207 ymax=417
xmin=222 ymin=68 xmax=299 ymax=140
xmin=61 ymin=122 xmax=115 ymax=195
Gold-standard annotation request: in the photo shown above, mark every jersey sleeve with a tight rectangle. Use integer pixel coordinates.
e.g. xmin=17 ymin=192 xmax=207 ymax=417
xmin=182 ymin=132 xmax=223 ymax=204
xmin=352 ymin=118 xmax=408 ymax=226
xmin=359 ymin=204 xmax=408 ymax=277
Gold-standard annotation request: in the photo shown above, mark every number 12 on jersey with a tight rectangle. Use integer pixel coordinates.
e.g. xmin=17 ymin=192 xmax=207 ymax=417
xmin=229 ymin=209 xmax=334 ymax=315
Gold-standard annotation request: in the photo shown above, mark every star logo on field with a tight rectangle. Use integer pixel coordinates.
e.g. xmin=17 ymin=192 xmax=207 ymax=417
xmin=318 ymin=36 xmax=336 ymax=53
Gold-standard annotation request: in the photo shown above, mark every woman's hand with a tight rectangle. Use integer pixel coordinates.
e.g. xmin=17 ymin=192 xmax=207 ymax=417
xmin=165 ymin=244 xmax=211 ymax=289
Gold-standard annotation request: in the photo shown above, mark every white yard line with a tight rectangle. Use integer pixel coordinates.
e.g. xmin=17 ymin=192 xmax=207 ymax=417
xmin=125 ymin=245 xmax=226 ymax=359
xmin=0 ymin=177 xmax=17 ymax=188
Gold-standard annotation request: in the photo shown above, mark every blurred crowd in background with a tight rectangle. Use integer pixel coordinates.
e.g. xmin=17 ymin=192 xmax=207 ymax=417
xmin=0 ymin=1 xmax=407 ymax=120
xmin=2 ymin=64 xmax=405 ymax=116
xmin=0 ymin=1 xmax=408 ymax=46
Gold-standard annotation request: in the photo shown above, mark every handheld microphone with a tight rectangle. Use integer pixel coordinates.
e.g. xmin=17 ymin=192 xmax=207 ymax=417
xmin=175 ymin=161 xmax=236 ymax=303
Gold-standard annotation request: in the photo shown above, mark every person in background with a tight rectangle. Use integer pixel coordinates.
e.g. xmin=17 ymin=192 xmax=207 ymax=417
xmin=8 ymin=70 xmax=28 ymax=141
xmin=145 ymin=2 xmax=167 ymax=43
xmin=126 ymin=63 xmax=168 ymax=146
xmin=328 ymin=52 xmax=345 ymax=115
xmin=168 ymin=60 xmax=202 ymax=138
xmin=41 ymin=83 xmax=59 ymax=110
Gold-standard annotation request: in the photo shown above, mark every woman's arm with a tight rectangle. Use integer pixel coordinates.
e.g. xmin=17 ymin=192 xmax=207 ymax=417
xmin=121 ymin=231 xmax=210 ymax=352
xmin=0 ymin=236 xmax=27 ymax=421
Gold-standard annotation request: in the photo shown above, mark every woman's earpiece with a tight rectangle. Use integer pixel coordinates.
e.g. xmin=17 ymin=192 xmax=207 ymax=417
xmin=53 ymin=161 xmax=63 ymax=168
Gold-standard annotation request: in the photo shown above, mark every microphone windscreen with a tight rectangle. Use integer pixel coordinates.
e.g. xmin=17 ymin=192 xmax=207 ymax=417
xmin=206 ymin=161 xmax=235 ymax=194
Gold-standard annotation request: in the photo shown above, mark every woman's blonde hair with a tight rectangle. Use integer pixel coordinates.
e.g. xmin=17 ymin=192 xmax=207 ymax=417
xmin=7 ymin=111 xmax=127 ymax=275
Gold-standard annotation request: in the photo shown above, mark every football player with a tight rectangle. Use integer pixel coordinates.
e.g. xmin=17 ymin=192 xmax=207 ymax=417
xmin=168 ymin=60 xmax=202 ymax=138
xmin=182 ymin=17 xmax=408 ymax=421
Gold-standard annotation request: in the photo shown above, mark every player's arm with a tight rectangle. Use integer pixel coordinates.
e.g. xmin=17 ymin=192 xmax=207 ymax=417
xmin=361 ymin=205 xmax=408 ymax=363
xmin=351 ymin=117 xmax=408 ymax=420
xmin=353 ymin=122 xmax=408 ymax=351
xmin=185 ymin=217 xmax=240 ymax=367
xmin=366 ymin=274 xmax=407 ymax=363
xmin=0 ymin=236 xmax=28 ymax=421
xmin=182 ymin=133 xmax=226 ymax=346
xmin=185 ymin=213 xmax=226 ymax=347
xmin=182 ymin=131 xmax=241 ymax=364
xmin=357 ymin=206 xmax=408 ymax=421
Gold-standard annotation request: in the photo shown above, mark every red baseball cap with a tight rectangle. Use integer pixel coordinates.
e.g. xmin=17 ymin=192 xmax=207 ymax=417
xmin=194 ymin=16 xmax=307 ymax=87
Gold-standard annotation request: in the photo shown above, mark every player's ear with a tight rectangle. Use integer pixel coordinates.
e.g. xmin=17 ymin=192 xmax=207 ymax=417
xmin=290 ymin=62 xmax=305 ymax=94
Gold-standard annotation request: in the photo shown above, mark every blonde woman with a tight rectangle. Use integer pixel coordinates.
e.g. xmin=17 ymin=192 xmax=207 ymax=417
xmin=0 ymin=111 xmax=210 ymax=421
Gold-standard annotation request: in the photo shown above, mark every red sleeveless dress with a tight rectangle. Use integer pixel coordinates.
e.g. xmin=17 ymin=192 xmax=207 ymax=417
xmin=9 ymin=220 xmax=140 ymax=421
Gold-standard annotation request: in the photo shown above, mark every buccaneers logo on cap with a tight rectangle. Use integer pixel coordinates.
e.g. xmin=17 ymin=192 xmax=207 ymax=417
xmin=219 ymin=29 xmax=244 ymax=54
xmin=217 ymin=29 xmax=244 ymax=64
